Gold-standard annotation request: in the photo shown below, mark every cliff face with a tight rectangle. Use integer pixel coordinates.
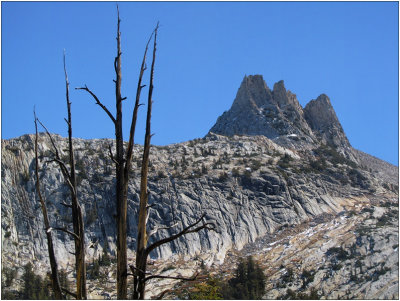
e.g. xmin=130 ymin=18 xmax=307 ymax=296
xmin=303 ymin=94 xmax=350 ymax=149
xmin=1 ymin=74 xmax=398 ymax=299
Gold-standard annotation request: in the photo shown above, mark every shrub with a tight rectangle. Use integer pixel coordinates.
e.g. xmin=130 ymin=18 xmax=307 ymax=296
xmin=331 ymin=263 xmax=342 ymax=271
xmin=284 ymin=288 xmax=320 ymax=300
xmin=314 ymin=144 xmax=356 ymax=168
xmin=376 ymin=215 xmax=391 ymax=227
xmin=281 ymin=267 xmax=294 ymax=284
xmin=218 ymin=172 xmax=229 ymax=182
xmin=2 ymin=267 xmax=17 ymax=287
xmin=250 ymin=160 xmax=261 ymax=171
xmin=309 ymin=159 xmax=327 ymax=172
xmin=326 ymin=246 xmax=349 ymax=261
xmin=300 ymin=269 xmax=315 ymax=288
xmin=201 ymin=164 xmax=208 ymax=175
xmin=278 ymin=154 xmax=292 ymax=169
xmin=189 ymin=276 xmax=223 ymax=300
xmin=232 ymin=168 xmax=240 ymax=177
xmin=157 ymin=170 xmax=167 ymax=179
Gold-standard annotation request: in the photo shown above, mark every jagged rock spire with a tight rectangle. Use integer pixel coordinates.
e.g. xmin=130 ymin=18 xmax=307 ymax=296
xmin=304 ymin=94 xmax=351 ymax=148
xmin=209 ymin=74 xmax=351 ymax=149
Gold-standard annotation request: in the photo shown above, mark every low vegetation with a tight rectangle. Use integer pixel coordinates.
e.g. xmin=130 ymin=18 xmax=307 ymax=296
xmin=179 ymin=256 xmax=266 ymax=300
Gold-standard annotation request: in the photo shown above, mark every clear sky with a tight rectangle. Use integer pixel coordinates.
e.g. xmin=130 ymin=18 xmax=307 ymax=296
xmin=2 ymin=1 xmax=398 ymax=166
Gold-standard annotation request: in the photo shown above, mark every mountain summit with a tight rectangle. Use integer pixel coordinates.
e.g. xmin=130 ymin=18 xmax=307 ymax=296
xmin=209 ymin=75 xmax=350 ymax=149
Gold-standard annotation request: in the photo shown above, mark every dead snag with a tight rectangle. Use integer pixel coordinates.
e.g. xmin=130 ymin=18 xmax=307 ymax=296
xmin=63 ymin=52 xmax=87 ymax=300
xmin=34 ymin=109 xmax=63 ymax=300
xmin=131 ymin=24 xmax=216 ymax=299
xmin=76 ymin=8 xmax=155 ymax=299
xmin=38 ymin=52 xmax=86 ymax=299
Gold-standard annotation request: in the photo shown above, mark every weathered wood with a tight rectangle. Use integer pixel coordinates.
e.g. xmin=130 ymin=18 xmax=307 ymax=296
xmin=133 ymin=22 xmax=159 ymax=300
xmin=34 ymin=110 xmax=63 ymax=300
xmin=112 ymin=5 xmax=130 ymax=299
xmin=64 ymin=52 xmax=87 ymax=300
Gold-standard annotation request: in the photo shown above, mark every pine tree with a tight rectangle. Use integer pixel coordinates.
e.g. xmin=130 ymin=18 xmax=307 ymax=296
xmin=22 ymin=263 xmax=35 ymax=299
xmin=223 ymin=256 xmax=266 ymax=299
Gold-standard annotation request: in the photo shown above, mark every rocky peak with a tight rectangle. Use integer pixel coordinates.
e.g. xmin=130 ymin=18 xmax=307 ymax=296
xmin=231 ymin=75 xmax=273 ymax=111
xmin=209 ymin=75 xmax=352 ymax=151
xmin=303 ymin=94 xmax=350 ymax=148
xmin=209 ymin=75 xmax=314 ymax=146
xmin=272 ymin=80 xmax=288 ymax=108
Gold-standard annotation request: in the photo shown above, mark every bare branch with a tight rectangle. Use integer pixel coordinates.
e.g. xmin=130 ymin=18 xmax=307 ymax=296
xmin=37 ymin=119 xmax=74 ymax=191
xmin=147 ymin=222 xmax=179 ymax=238
xmin=75 ymin=86 xmax=116 ymax=124
xmin=124 ymin=26 xmax=156 ymax=178
xmin=145 ymin=213 xmax=215 ymax=257
xmin=129 ymin=265 xmax=151 ymax=276
xmin=108 ymin=143 xmax=118 ymax=165
xmin=60 ymin=202 xmax=72 ymax=209
xmin=37 ymin=119 xmax=62 ymax=160
xmin=45 ymin=158 xmax=74 ymax=193
xmin=144 ymin=272 xmax=198 ymax=283
xmin=61 ymin=287 xmax=77 ymax=299
xmin=114 ymin=56 xmax=119 ymax=74
xmin=52 ymin=227 xmax=80 ymax=241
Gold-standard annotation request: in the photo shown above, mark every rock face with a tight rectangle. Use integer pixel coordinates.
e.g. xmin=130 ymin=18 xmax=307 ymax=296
xmin=209 ymin=75 xmax=354 ymax=153
xmin=1 ymin=74 xmax=398 ymax=299
xmin=303 ymin=94 xmax=350 ymax=148
xmin=210 ymin=75 xmax=315 ymax=142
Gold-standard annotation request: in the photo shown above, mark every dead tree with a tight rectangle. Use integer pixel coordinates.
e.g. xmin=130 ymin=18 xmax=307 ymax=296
xmin=34 ymin=110 xmax=63 ymax=300
xmin=76 ymin=7 xmax=152 ymax=298
xmin=36 ymin=53 xmax=87 ymax=299
xmin=131 ymin=24 xmax=215 ymax=300
xmin=62 ymin=52 xmax=87 ymax=300
xmin=77 ymin=8 xmax=214 ymax=299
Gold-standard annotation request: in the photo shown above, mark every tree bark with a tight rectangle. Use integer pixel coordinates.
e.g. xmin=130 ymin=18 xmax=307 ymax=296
xmin=34 ymin=111 xmax=63 ymax=300
xmin=133 ymin=23 xmax=158 ymax=300
xmin=63 ymin=52 xmax=87 ymax=300
xmin=113 ymin=6 xmax=129 ymax=299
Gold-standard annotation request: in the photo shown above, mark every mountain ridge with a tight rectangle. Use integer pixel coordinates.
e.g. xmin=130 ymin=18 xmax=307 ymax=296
xmin=1 ymin=74 xmax=398 ymax=299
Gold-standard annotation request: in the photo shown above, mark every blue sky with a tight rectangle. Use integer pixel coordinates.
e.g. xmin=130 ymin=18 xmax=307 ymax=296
xmin=2 ymin=2 xmax=398 ymax=165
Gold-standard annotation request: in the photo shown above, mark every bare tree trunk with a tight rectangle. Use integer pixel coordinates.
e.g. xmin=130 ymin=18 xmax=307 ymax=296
xmin=133 ymin=23 xmax=158 ymax=300
xmin=63 ymin=53 xmax=87 ymax=300
xmin=128 ymin=22 xmax=215 ymax=300
xmin=34 ymin=111 xmax=63 ymax=300
xmin=112 ymin=6 xmax=129 ymax=299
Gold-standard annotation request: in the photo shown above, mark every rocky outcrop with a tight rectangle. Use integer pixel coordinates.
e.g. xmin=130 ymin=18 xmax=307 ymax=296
xmin=209 ymin=75 xmax=354 ymax=153
xmin=1 ymin=133 xmax=396 ymax=272
xmin=209 ymin=76 xmax=314 ymax=141
xmin=303 ymin=94 xmax=350 ymax=149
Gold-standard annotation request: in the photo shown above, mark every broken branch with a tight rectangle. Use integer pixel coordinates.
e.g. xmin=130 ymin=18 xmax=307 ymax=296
xmin=145 ymin=213 xmax=215 ymax=257
xmin=75 ymin=86 xmax=116 ymax=124
xmin=144 ymin=272 xmax=198 ymax=283
xmin=52 ymin=227 xmax=80 ymax=241
xmin=61 ymin=287 xmax=77 ymax=299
